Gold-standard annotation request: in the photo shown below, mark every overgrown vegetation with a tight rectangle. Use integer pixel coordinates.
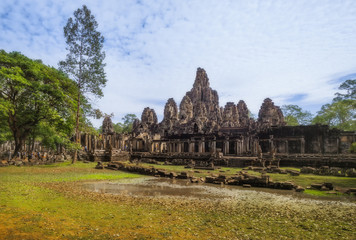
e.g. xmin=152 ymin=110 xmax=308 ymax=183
xmin=0 ymin=163 xmax=355 ymax=239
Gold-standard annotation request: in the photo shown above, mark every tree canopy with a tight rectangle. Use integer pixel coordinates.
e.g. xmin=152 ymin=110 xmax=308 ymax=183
xmin=313 ymin=79 xmax=355 ymax=131
xmin=0 ymin=50 xmax=78 ymax=156
xmin=112 ymin=114 xmax=138 ymax=133
xmin=281 ymin=105 xmax=313 ymax=126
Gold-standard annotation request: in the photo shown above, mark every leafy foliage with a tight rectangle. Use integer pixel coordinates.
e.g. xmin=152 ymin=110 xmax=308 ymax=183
xmin=0 ymin=50 xmax=78 ymax=154
xmin=282 ymin=105 xmax=313 ymax=126
xmin=333 ymin=79 xmax=356 ymax=102
xmin=312 ymin=101 xmax=355 ymax=130
xmin=113 ymin=114 xmax=138 ymax=133
xmin=350 ymin=142 xmax=356 ymax=153
xmin=59 ymin=5 xmax=106 ymax=97
xmin=313 ymin=79 xmax=355 ymax=131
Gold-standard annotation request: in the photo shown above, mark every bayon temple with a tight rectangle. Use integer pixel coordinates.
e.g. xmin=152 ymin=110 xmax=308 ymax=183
xmin=113 ymin=67 xmax=355 ymax=168
xmin=3 ymin=68 xmax=353 ymax=167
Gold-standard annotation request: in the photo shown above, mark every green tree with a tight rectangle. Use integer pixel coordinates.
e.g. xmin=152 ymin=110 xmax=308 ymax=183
xmin=333 ymin=79 xmax=356 ymax=102
xmin=0 ymin=50 xmax=77 ymax=157
xmin=113 ymin=114 xmax=138 ymax=133
xmin=59 ymin=5 xmax=107 ymax=162
xmin=313 ymin=79 xmax=355 ymax=131
xmin=30 ymin=121 xmax=75 ymax=151
xmin=121 ymin=114 xmax=137 ymax=132
xmin=281 ymin=105 xmax=313 ymax=126
xmin=0 ymin=116 xmax=11 ymax=144
xmin=312 ymin=101 xmax=355 ymax=130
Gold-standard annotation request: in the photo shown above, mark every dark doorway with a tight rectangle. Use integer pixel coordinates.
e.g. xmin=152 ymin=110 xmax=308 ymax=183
xmin=216 ymin=141 xmax=223 ymax=152
xmin=229 ymin=141 xmax=236 ymax=154
xmin=194 ymin=123 xmax=199 ymax=133
xmin=205 ymin=141 xmax=210 ymax=152
xmin=194 ymin=142 xmax=199 ymax=152
xmin=184 ymin=142 xmax=189 ymax=152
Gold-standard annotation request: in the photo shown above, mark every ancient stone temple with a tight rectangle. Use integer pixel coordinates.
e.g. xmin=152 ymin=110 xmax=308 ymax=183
xmin=257 ymin=98 xmax=285 ymax=129
xmin=102 ymin=116 xmax=114 ymax=134
xmin=129 ymin=68 xmax=356 ymax=168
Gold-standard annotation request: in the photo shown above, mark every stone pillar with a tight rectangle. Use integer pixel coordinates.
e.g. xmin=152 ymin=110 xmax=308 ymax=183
xmin=212 ymin=139 xmax=216 ymax=153
xmin=336 ymin=138 xmax=340 ymax=154
xmin=201 ymin=138 xmax=205 ymax=153
xmin=236 ymin=141 xmax=240 ymax=155
xmin=112 ymin=134 xmax=115 ymax=149
xmin=301 ymin=138 xmax=305 ymax=154
xmin=84 ymin=134 xmax=87 ymax=149
xmin=224 ymin=140 xmax=229 ymax=155
xmin=269 ymin=139 xmax=274 ymax=154
xmin=285 ymin=140 xmax=289 ymax=154
xmin=178 ymin=142 xmax=182 ymax=153
xmin=197 ymin=141 xmax=202 ymax=153
xmin=189 ymin=141 xmax=194 ymax=153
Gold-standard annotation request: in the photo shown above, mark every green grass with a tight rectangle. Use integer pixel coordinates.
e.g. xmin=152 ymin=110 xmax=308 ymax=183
xmin=303 ymin=189 xmax=343 ymax=197
xmin=0 ymin=161 xmax=355 ymax=239
xmin=266 ymin=172 xmax=356 ymax=189
xmin=0 ymin=162 xmax=141 ymax=183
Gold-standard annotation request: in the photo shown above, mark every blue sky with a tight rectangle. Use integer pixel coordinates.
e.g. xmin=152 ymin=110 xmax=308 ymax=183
xmin=1 ymin=0 xmax=356 ymax=127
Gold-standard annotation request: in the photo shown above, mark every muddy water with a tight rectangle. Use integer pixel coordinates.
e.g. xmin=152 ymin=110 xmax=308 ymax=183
xmin=82 ymin=178 xmax=214 ymax=198
xmin=82 ymin=177 xmax=355 ymax=203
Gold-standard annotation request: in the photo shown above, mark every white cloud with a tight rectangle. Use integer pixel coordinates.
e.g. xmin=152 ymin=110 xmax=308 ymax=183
xmin=1 ymin=0 xmax=356 ymax=127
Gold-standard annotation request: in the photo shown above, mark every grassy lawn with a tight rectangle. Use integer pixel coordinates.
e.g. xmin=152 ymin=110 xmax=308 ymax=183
xmin=0 ymin=162 xmax=355 ymax=239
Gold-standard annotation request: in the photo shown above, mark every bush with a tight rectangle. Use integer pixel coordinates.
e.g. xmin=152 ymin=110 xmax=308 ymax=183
xmin=350 ymin=142 xmax=356 ymax=153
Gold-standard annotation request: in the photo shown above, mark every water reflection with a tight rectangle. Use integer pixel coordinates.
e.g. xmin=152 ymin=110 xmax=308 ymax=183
xmin=81 ymin=178 xmax=354 ymax=202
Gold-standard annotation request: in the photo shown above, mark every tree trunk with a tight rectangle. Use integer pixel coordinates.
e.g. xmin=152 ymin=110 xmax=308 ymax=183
xmin=31 ymin=136 xmax=35 ymax=152
xmin=13 ymin=136 xmax=22 ymax=160
xmin=72 ymin=91 xmax=81 ymax=164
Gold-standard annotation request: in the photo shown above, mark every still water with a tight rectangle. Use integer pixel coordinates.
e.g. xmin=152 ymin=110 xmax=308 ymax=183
xmin=81 ymin=177 xmax=354 ymax=202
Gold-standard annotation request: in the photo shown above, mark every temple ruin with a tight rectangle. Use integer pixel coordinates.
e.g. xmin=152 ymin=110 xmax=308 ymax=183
xmin=128 ymin=68 xmax=355 ymax=168
xmin=1 ymin=68 xmax=354 ymax=168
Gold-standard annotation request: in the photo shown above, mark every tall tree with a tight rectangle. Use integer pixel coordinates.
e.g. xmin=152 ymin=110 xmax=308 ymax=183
xmin=0 ymin=50 xmax=77 ymax=157
xmin=281 ymin=105 xmax=313 ymax=126
xmin=59 ymin=5 xmax=107 ymax=163
xmin=333 ymin=79 xmax=356 ymax=102
xmin=313 ymin=79 xmax=355 ymax=131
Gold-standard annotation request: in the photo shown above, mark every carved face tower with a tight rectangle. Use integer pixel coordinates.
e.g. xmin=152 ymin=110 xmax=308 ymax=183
xmin=221 ymin=102 xmax=239 ymax=127
xmin=183 ymin=68 xmax=221 ymax=129
xmin=258 ymin=98 xmax=285 ymax=128
xmin=179 ymin=95 xmax=193 ymax=124
xmin=141 ymin=107 xmax=158 ymax=127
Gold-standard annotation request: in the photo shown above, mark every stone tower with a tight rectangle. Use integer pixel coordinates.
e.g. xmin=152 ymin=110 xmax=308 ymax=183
xmin=258 ymin=98 xmax=285 ymax=128
xmin=102 ymin=116 xmax=114 ymax=134
xmin=183 ymin=68 xmax=221 ymax=131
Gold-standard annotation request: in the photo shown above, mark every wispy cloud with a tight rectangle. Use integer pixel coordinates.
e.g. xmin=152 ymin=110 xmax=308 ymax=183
xmin=1 ymin=0 xmax=356 ymax=126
